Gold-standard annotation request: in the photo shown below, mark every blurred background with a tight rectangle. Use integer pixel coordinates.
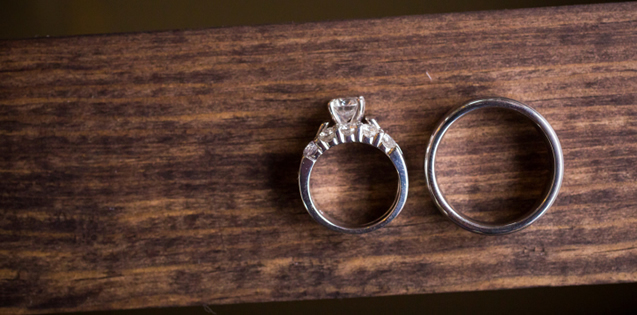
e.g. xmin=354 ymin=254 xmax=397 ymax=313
xmin=0 ymin=0 xmax=626 ymax=39
xmin=2 ymin=0 xmax=636 ymax=314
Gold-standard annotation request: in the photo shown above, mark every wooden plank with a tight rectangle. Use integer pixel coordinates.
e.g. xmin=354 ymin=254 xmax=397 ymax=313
xmin=1 ymin=2 xmax=636 ymax=313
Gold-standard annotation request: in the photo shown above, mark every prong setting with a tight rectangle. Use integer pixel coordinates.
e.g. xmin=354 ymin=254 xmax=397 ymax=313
xmin=303 ymin=105 xmax=399 ymax=159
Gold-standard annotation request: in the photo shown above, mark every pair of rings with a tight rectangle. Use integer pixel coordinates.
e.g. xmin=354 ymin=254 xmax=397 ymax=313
xmin=299 ymin=96 xmax=564 ymax=235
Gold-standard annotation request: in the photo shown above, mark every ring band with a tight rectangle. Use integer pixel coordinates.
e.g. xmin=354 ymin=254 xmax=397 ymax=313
xmin=299 ymin=96 xmax=409 ymax=234
xmin=424 ymin=97 xmax=564 ymax=235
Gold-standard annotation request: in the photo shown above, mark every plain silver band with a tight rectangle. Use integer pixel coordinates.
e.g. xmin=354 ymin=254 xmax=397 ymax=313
xmin=299 ymin=143 xmax=408 ymax=234
xmin=424 ymin=97 xmax=564 ymax=235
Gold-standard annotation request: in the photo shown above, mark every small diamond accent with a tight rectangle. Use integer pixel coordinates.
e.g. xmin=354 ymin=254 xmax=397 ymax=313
xmin=382 ymin=133 xmax=397 ymax=149
xmin=319 ymin=127 xmax=337 ymax=143
xmin=360 ymin=124 xmax=379 ymax=138
xmin=303 ymin=142 xmax=320 ymax=159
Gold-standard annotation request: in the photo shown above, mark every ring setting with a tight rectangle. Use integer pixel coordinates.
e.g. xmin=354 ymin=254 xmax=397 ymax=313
xmin=299 ymin=96 xmax=408 ymax=234
xmin=303 ymin=97 xmax=399 ymax=161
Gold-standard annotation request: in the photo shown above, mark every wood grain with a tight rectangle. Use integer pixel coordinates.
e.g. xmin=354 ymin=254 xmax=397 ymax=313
xmin=1 ymin=2 xmax=637 ymax=313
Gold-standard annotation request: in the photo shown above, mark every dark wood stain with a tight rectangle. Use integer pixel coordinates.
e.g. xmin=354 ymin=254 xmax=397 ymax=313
xmin=1 ymin=2 xmax=636 ymax=314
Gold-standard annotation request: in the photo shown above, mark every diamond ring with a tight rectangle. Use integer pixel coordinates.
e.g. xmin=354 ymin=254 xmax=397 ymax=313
xmin=298 ymin=96 xmax=409 ymax=233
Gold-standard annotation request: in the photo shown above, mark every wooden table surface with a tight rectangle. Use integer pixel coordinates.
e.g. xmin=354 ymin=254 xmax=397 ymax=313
xmin=1 ymin=2 xmax=636 ymax=314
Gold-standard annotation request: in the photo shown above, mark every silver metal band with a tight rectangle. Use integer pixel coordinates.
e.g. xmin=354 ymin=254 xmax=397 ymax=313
xmin=299 ymin=97 xmax=409 ymax=234
xmin=424 ymin=97 xmax=564 ymax=235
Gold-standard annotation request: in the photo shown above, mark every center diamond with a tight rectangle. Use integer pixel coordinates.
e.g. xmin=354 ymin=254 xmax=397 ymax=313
xmin=328 ymin=96 xmax=365 ymax=125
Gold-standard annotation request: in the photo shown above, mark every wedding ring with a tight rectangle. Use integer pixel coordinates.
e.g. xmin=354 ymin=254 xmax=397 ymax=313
xmin=425 ymin=97 xmax=564 ymax=235
xmin=299 ymin=96 xmax=408 ymax=233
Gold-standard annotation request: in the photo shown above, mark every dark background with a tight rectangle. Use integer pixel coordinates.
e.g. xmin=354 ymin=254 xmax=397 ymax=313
xmin=0 ymin=0 xmax=627 ymax=39
xmin=1 ymin=0 xmax=636 ymax=314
